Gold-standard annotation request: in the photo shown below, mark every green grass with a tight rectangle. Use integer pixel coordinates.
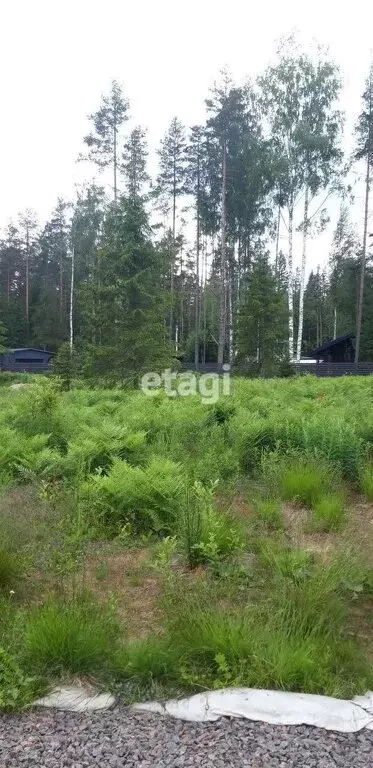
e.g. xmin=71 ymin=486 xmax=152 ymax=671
xmin=0 ymin=549 xmax=21 ymax=591
xmin=253 ymin=498 xmax=284 ymax=530
xmin=0 ymin=376 xmax=372 ymax=702
xmin=280 ymin=464 xmax=326 ymax=506
xmin=360 ymin=464 xmax=373 ymax=501
xmin=310 ymin=494 xmax=346 ymax=532
xmin=114 ymin=552 xmax=373 ymax=698
xmin=23 ymin=597 xmax=120 ymax=676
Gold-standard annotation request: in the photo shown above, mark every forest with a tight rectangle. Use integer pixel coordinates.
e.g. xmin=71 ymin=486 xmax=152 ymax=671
xmin=0 ymin=35 xmax=372 ymax=375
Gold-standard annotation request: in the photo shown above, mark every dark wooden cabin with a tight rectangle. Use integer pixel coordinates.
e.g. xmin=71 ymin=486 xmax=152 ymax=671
xmin=312 ymin=333 xmax=355 ymax=363
xmin=0 ymin=348 xmax=55 ymax=374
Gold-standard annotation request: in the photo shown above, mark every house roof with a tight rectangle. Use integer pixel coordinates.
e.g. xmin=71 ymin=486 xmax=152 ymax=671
xmin=312 ymin=333 xmax=355 ymax=357
xmin=11 ymin=348 xmax=55 ymax=355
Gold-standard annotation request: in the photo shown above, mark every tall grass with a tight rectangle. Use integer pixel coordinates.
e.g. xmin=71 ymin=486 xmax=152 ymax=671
xmin=24 ymin=596 xmax=120 ymax=676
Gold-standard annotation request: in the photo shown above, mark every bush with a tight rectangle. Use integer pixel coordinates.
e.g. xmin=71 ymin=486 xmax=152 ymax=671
xmin=253 ymin=499 xmax=284 ymax=530
xmin=24 ymin=597 xmax=120 ymax=676
xmin=310 ymin=494 xmax=346 ymax=532
xmin=281 ymin=464 xmax=325 ymax=506
xmin=0 ymin=648 xmax=39 ymax=712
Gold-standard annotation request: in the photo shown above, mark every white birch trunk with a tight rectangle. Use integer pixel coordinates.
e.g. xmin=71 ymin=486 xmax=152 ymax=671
xmin=296 ymin=184 xmax=309 ymax=362
xmin=218 ymin=140 xmax=227 ymax=365
xmin=288 ymin=201 xmax=294 ymax=361
xmin=69 ymin=246 xmax=74 ymax=351
xmin=355 ymin=148 xmax=371 ymax=363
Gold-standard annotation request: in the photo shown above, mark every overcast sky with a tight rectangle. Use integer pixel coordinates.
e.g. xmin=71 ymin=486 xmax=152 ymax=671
xmin=1 ymin=0 xmax=372 ymax=272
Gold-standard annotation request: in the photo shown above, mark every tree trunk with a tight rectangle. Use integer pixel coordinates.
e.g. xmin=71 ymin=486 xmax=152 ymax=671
xmin=288 ymin=198 xmax=294 ymax=361
xmin=218 ymin=140 xmax=227 ymax=365
xmin=113 ymin=116 xmax=117 ymax=204
xmin=228 ymin=273 xmax=234 ymax=363
xmin=333 ymin=307 xmax=337 ymax=340
xmin=169 ymin=156 xmax=177 ymax=344
xmin=296 ymin=183 xmax=309 ymax=362
xmin=180 ymin=240 xmax=184 ymax=345
xmin=194 ymin=149 xmax=201 ymax=368
xmin=275 ymin=201 xmax=281 ymax=276
xmin=59 ymin=252 xmax=63 ymax=327
xmin=25 ymin=224 xmax=29 ymax=328
xmin=69 ymin=246 xmax=74 ymax=350
xmin=355 ymin=149 xmax=371 ymax=364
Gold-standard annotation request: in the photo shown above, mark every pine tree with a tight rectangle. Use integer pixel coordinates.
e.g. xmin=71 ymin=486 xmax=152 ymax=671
xmin=157 ymin=118 xmax=187 ymax=342
xmin=83 ymin=81 xmax=129 ymax=203
xmin=18 ymin=209 xmax=38 ymax=334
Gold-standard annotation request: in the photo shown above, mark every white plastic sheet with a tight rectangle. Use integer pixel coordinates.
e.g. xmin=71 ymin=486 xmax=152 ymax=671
xmin=133 ymin=688 xmax=373 ymax=733
xmin=34 ymin=685 xmax=116 ymax=712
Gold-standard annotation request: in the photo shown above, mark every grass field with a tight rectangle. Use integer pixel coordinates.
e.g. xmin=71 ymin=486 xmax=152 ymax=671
xmin=1 ymin=373 xmax=373 ymax=710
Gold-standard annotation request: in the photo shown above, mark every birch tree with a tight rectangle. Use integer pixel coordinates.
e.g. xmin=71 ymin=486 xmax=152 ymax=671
xmin=295 ymin=54 xmax=342 ymax=361
xmin=355 ymin=63 xmax=373 ymax=364
xmin=260 ymin=39 xmax=342 ymax=360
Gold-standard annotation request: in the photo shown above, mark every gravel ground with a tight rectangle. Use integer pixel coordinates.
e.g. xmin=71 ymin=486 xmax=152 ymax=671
xmin=0 ymin=708 xmax=373 ymax=767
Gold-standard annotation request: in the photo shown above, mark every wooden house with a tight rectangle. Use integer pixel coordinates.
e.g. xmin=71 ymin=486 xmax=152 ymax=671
xmin=0 ymin=348 xmax=55 ymax=374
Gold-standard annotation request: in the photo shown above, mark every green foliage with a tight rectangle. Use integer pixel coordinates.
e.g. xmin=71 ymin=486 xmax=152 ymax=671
xmin=0 ymin=321 xmax=7 ymax=352
xmin=80 ymin=457 xmax=184 ymax=535
xmin=52 ymin=342 xmax=79 ymax=390
xmin=24 ymin=597 xmax=120 ymax=676
xmin=178 ymin=482 xmax=243 ymax=567
xmin=0 ymin=648 xmax=38 ymax=712
xmin=310 ymin=494 xmax=346 ymax=532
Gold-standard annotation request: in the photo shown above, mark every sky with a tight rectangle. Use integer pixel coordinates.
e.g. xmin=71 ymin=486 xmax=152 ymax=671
xmin=0 ymin=0 xmax=372 ymax=273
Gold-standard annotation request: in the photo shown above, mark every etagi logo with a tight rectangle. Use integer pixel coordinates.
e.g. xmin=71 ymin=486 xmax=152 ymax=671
xmin=140 ymin=366 xmax=231 ymax=404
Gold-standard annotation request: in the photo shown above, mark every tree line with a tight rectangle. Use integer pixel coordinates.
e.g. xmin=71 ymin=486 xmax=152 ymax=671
xmin=1 ymin=36 xmax=372 ymax=377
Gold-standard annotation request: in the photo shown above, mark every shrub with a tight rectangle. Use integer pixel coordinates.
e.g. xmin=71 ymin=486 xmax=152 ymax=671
xmin=280 ymin=464 xmax=325 ymax=506
xmin=253 ymin=499 xmax=284 ymax=530
xmin=24 ymin=597 xmax=120 ymax=676
xmin=360 ymin=464 xmax=373 ymax=501
xmin=0 ymin=648 xmax=39 ymax=712
xmin=310 ymin=494 xmax=346 ymax=532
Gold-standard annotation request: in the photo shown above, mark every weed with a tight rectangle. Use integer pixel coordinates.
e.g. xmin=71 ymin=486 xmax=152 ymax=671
xmin=0 ymin=648 xmax=40 ymax=712
xmin=178 ymin=482 xmax=243 ymax=567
